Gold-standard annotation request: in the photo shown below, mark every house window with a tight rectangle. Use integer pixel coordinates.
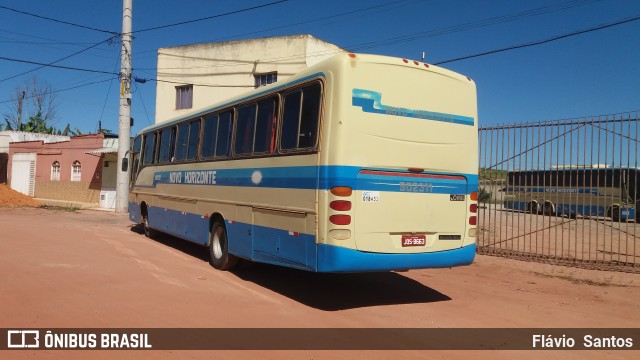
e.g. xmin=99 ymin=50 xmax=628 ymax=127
xmin=254 ymin=72 xmax=277 ymax=88
xmin=176 ymin=85 xmax=193 ymax=110
xmin=51 ymin=161 xmax=60 ymax=181
xmin=71 ymin=161 xmax=82 ymax=182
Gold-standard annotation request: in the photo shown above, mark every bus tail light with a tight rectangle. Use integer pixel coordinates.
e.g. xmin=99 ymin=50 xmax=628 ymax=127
xmin=330 ymin=200 xmax=352 ymax=211
xmin=331 ymin=186 xmax=352 ymax=197
xmin=469 ymin=216 xmax=477 ymax=226
xmin=470 ymin=204 xmax=477 ymax=213
xmin=470 ymin=191 xmax=478 ymax=201
xmin=330 ymin=215 xmax=351 ymax=225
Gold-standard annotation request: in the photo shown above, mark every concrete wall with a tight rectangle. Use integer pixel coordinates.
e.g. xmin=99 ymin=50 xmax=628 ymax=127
xmin=155 ymin=34 xmax=344 ymax=123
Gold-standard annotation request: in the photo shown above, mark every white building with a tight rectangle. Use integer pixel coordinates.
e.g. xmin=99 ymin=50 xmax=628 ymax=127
xmin=155 ymin=34 xmax=345 ymax=123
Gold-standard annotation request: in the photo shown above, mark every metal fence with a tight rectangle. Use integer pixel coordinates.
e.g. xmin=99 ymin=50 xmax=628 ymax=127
xmin=477 ymin=112 xmax=640 ymax=272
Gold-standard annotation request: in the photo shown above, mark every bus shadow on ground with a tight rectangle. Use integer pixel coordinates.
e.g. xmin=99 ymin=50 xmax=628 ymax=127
xmin=130 ymin=224 xmax=210 ymax=262
xmin=232 ymin=263 xmax=451 ymax=311
xmin=130 ymin=224 xmax=451 ymax=311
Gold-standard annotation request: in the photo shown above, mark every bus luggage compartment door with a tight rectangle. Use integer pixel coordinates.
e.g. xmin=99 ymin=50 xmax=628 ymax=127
xmin=354 ymin=170 xmax=468 ymax=253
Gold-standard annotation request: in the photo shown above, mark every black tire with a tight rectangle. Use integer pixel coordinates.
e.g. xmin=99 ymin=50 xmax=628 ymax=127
xmin=209 ymin=221 xmax=238 ymax=271
xmin=608 ymin=206 xmax=621 ymax=222
xmin=526 ymin=201 xmax=539 ymax=215
xmin=543 ymin=202 xmax=555 ymax=217
xmin=141 ymin=211 xmax=157 ymax=238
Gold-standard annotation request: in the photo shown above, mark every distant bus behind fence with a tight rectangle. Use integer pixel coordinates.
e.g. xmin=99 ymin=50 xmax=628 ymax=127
xmin=504 ymin=167 xmax=638 ymax=222
xmin=478 ymin=114 xmax=639 ymax=272
xmin=128 ymin=53 xmax=479 ymax=273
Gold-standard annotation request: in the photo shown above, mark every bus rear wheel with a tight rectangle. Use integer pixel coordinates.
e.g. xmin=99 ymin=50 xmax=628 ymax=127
xmin=608 ymin=205 xmax=621 ymax=222
xmin=543 ymin=201 xmax=556 ymax=217
xmin=209 ymin=221 xmax=238 ymax=271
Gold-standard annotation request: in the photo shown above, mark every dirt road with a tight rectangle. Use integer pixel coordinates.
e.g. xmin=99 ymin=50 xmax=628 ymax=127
xmin=0 ymin=207 xmax=638 ymax=359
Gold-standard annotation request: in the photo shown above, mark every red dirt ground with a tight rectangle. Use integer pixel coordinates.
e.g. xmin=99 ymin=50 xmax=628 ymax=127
xmin=0 ymin=184 xmax=40 ymax=207
xmin=0 ymin=207 xmax=638 ymax=359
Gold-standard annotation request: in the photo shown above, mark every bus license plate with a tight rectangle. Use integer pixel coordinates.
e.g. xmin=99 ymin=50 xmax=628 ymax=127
xmin=402 ymin=235 xmax=426 ymax=247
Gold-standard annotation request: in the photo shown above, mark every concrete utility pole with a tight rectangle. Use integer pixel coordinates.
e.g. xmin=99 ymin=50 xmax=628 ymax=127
xmin=17 ymin=91 xmax=25 ymax=130
xmin=115 ymin=0 xmax=132 ymax=213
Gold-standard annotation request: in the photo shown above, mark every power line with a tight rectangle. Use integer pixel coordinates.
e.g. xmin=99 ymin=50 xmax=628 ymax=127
xmin=0 ymin=55 xmax=118 ymax=76
xmin=0 ymin=78 xmax=115 ymax=105
xmin=148 ymin=0 xmax=419 ymax=51
xmin=435 ymin=15 xmax=640 ymax=65
xmin=151 ymin=78 xmax=254 ymax=88
xmin=0 ymin=4 xmax=118 ymax=35
xmin=0 ymin=35 xmax=119 ymax=83
xmin=140 ymin=0 xmax=599 ymax=72
xmin=133 ymin=0 xmax=289 ymax=34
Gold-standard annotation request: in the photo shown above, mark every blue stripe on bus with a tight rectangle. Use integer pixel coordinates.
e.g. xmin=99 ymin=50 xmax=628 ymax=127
xmin=352 ymin=88 xmax=475 ymax=126
xmin=131 ymin=203 xmax=476 ymax=272
xmin=148 ymin=165 xmax=478 ymax=194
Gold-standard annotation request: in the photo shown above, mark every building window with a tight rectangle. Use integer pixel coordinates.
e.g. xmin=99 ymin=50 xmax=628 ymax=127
xmin=51 ymin=161 xmax=60 ymax=181
xmin=176 ymin=85 xmax=193 ymax=110
xmin=254 ymin=72 xmax=277 ymax=88
xmin=71 ymin=161 xmax=82 ymax=182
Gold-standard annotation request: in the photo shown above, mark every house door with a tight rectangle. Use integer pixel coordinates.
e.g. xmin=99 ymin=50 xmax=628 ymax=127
xmin=11 ymin=152 xmax=36 ymax=196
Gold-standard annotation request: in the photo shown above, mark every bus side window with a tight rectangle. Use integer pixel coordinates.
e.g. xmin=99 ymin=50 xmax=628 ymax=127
xmin=175 ymin=123 xmax=189 ymax=161
xmin=299 ymin=84 xmax=321 ymax=148
xmin=187 ymin=119 xmax=201 ymax=160
xmin=130 ymin=135 xmax=142 ymax=185
xmin=201 ymin=114 xmax=219 ymax=158
xmin=281 ymin=90 xmax=302 ymax=150
xmin=254 ymin=98 xmax=277 ymax=154
xmin=235 ymin=104 xmax=257 ymax=156
xmin=216 ymin=111 xmax=232 ymax=158
xmin=281 ymin=83 xmax=321 ymax=151
xmin=158 ymin=126 xmax=176 ymax=163
xmin=142 ymin=133 xmax=156 ymax=165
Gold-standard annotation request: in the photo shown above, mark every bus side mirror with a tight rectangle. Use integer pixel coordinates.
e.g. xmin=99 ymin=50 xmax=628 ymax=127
xmin=121 ymin=158 xmax=129 ymax=172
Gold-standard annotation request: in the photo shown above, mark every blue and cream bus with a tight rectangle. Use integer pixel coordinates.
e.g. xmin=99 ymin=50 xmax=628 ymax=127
xmin=128 ymin=53 xmax=478 ymax=272
xmin=503 ymin=167 xmax=638 ymax=222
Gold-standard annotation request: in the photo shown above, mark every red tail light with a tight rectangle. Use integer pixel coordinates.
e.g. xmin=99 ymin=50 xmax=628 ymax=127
xmin=469 ymin=216 xmax=477 ymax=226
xmin=330 ymin=200 xmax=352 ymax=211
xmin=470 ymin=204 xmax=477 ymax=213
xmin=330 ymin=215 xmax=351 ymax=225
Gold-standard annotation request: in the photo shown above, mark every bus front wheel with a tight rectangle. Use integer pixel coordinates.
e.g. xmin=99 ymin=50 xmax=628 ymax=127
xmin=141 ymin=205 xmax=156 ymax=238
xmin=209 ymin=221 xmax=238 ymax=271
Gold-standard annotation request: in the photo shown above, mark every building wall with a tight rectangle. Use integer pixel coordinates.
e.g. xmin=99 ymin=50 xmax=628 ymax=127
xmin=155 ymin=34 xmax=344 ymax=123
xmin=8 ymin=134 xmax=105 ymax=203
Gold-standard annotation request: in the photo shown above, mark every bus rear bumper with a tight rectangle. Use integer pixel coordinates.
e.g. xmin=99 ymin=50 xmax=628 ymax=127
xmin=316 ymin=243 xmax=476 ymax=273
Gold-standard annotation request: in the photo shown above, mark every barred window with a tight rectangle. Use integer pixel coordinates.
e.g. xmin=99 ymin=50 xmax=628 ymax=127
xmin=71 ymin=161 xmax=82 ymax=182
xmin=51 ymin=161 xmax=60 ymax=181
xmin=254 ymin=72 xmax=277 ymax=88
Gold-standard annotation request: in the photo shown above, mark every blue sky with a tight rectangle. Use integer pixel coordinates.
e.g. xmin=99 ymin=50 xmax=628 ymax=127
xmin=0 ymin=0 xmax=638 ymax=136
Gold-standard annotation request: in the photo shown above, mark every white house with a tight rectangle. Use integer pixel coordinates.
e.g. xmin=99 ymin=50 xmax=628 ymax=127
xmin=155 ymin=34 xmax=345 ymax=123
